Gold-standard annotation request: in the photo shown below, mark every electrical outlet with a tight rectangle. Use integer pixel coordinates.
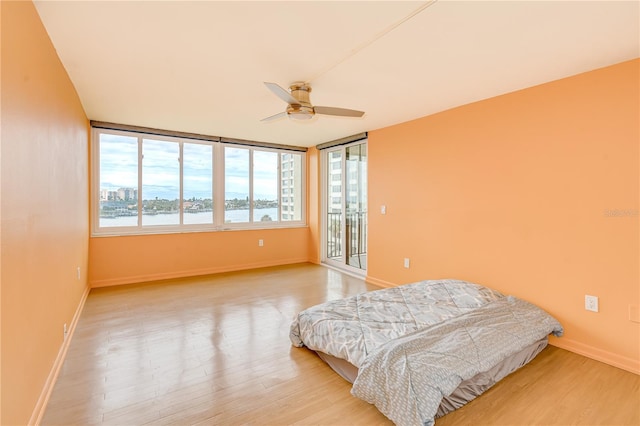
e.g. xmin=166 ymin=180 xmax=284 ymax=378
xmin=63 ymin=323 xmax=68 ymax=339
xmin=585 ymin=295 xmax=599 ymax=312
xmin=404 ymin=258 xmax=410 ymax=268
xmin=76 ymin=266 xmax=81 ymax=280
xmin=381 ymin=205 xmax=386 ymax=215
xmin=258 ymin=239 xmax=264 ymax=247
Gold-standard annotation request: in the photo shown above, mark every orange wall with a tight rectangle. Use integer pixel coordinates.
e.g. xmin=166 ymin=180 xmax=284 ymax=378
xmin=0 ymin=2 xmax=3 ymax=421
xmin=1 ymin=1 xmax=90 ymax=424
xmin=307 ymin=147 xmax=321 ymax=264
xmin=367 ymin=59 xmax=639 ymax=373
xmin=1 ymin=1 xmax=4 ymax=421
xmin=89 ymin=227 xmax=310 ymax=287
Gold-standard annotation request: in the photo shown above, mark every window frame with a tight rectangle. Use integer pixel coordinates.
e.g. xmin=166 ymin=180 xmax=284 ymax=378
xmin=91 ymin=127 xmax=306 ymax=236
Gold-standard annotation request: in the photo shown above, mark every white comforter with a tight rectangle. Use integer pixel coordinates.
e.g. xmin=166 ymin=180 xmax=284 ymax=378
xmin=289 ymin=279 xmax=563 ymax=426
xmin=351 ymin=296 xmax=563 ymax=426
xmin=290 ymin=279 xmax=504 ymax=367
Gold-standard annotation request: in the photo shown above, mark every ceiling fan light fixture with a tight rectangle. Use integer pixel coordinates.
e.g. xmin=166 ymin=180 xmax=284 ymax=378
xmin=286 ymin=103 xmax=314 ymax=120
xmin=288 ymin=112 xmax=314 ymax=120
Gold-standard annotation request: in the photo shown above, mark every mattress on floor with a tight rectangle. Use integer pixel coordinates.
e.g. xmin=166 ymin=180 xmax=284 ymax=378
xmin=290 ymin=279 xmax=563 ymax=426
xmin=316 ymin=337 xmax=548 ymax=418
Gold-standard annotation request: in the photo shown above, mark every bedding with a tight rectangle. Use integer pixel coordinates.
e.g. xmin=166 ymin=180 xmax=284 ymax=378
xmin=289 ymin=279 xmax=563 ymax=426
xmin=314 ymin=337 xmax=549 ymax=418
xmin=290 ymin=279 xmax=504 ymax=367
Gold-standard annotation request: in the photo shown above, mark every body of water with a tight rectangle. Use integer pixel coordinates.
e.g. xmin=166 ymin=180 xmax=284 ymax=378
xmin=100 ymin=208 xmax=278 ymax=227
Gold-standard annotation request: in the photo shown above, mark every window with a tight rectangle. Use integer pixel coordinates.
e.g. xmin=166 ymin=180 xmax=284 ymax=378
xmin=252 ymin=150 xmax=278 ymax=223
xmin=183 ymin=143 xmax=213 ymax=225
xmin=98 ymin=133 xmax=138 ymax=227
xmin=223 ymin=147 xmax=281 ymax=224
xmin=224 ymin=147 xmax=250 ymax=223
xmin=92 ymin=128 xmax=305 ymax=235
xmin=142 ymin=139 xmax=180 ymax=226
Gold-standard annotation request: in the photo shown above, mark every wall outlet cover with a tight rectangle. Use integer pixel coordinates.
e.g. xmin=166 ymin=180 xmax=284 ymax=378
xmin=585 ymin=295 xmax=599 ymax=313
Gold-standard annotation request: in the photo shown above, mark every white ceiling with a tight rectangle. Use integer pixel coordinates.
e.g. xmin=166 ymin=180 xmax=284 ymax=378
xmin=34 ymin=0 xmax=639 ymax=148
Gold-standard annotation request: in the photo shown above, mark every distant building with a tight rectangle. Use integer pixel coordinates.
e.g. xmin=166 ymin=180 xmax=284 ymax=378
xmin=100 ymin=187 xmax=137 ymax=201
xmin=281 ymin=154 xmax=302 ymax=221
xmin=117 ymin=187 xmax=136 ymax=201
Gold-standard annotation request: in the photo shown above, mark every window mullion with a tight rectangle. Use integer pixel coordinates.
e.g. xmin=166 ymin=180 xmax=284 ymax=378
xmin=249 ymin=149 xmax=254 ymax=223
xmin=179 ymin=142 xmax=184 ymax=225
xmin=341 ymin=148 xmax=347 ymax=264
xmin=137 ymin=136 xmax=143 ymax=229
xmin=278 ymin=153 xmax=282 ymax=222
xmin=214 ymin=143 xmax=225 ymax=229
xmin=211 ymin=143 xmax=216 ymax=228
xmin=91 ymin=128 xmax=100 ymax=234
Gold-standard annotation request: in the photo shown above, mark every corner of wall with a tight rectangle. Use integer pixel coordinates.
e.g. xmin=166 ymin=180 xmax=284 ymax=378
xmin=28 ymin=286 xmax=90 ymax=425
xmin=365 ymin=275 xmax=396 ymax=289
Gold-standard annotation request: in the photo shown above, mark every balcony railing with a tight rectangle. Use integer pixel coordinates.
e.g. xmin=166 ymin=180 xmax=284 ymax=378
xmin=327 ymin=211 xmax=367 ymax=269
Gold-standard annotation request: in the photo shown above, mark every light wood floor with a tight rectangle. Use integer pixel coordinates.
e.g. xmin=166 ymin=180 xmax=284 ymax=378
xmin=42 ymin=263 xmax=639 ymax=426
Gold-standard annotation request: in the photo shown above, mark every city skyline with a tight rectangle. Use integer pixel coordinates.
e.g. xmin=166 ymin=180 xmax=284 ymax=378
xmin=99 ymin=185 xmax=276 ymax=202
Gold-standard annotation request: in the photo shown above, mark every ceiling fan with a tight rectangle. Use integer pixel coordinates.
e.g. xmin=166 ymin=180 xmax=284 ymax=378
xmin=261 ymin=82 xmax=365 ymax=122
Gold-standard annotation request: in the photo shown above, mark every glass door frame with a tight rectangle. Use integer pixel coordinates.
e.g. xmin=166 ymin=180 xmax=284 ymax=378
xmin=320 ymin=139 xmax=367 ymax=276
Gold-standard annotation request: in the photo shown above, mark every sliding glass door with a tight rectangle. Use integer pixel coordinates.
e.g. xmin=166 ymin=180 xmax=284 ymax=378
xmin=322 ymin=140 xmax=367 ymax=274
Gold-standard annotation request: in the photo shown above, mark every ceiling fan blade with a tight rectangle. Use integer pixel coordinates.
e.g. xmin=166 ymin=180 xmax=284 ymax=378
xmin=261 ymin=111 xmax=287 ymax=122
xmin=314 ymin=106 xmax=365 ymax=118
xmin=264 ymin=82 xmax=299 ymax=105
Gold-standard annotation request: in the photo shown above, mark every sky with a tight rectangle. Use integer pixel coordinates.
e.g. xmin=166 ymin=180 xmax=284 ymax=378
xmin=100 ymin=133 xmax=282 ymax=201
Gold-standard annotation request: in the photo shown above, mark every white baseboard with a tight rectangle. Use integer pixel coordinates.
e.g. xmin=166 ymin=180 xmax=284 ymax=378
xmin=549 ymin=336 xmax=639 ymax=375
xmin=90 ymin=258 xmax=309 ymax=288
xmin=29 ymin=285 xmax=90 ymax=425
xmin=365 ymin=275 xmax=397 ymax=288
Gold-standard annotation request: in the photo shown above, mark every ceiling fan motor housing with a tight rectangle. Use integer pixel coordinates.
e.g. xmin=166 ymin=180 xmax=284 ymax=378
xmin=287 ymin=83 xmax=314 ymax=119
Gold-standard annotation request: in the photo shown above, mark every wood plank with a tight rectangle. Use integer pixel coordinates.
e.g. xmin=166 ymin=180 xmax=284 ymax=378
xmin=41 ymin=263 xmax=640 ymax=425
